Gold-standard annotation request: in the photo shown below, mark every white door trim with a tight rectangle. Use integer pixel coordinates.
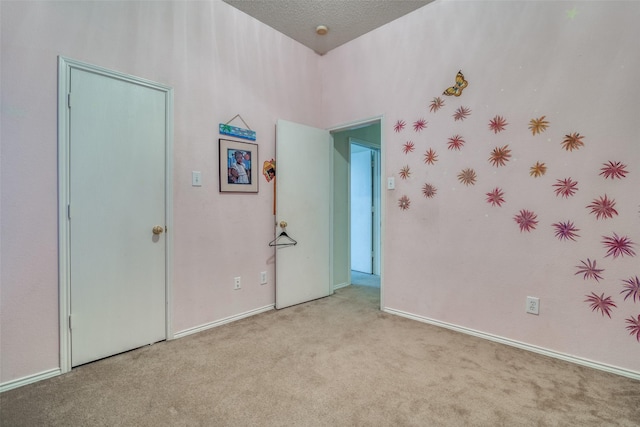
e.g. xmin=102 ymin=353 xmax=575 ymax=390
xmin=329 ymin=116 xmax=385 ymax=308
xmin=57 ymin=56 xmax=174 ymax=373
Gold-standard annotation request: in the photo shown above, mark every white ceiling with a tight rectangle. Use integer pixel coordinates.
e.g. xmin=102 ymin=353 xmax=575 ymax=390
xmin=222 ymin=0 xmax=435 ymax=55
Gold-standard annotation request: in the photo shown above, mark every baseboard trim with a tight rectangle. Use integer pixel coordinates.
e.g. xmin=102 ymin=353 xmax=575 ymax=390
xmin=2 ymin=305 xmax=275 ymax=392
xmin=173 ymin=304 xmax=275 ymax=339
xmin=333 ymin=281 xmax=350 ymax=291
xmin=1 ymin=368 xmax=61 ymax=393
xmin=383 ymin=306 xmax=640 ymax=381
xmin=6 ymin=305 xmax=634 ymax=391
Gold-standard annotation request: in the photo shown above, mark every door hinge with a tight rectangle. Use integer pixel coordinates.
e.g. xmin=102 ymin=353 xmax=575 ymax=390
xmin=67 ymin=204 xmax=71 ymax=220
xmin=68 ymin=314 xmax=73 ymax=330
xmin=67 ymin=93 xmax=71 ymax=108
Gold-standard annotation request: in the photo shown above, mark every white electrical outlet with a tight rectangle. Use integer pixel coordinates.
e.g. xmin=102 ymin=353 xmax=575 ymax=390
xmin=526 ymin=296 xmax=539 ymax=315
xmin=260 ymin=271 xmax=268 ymax=285
xmin=234 ymin=276 xmax=241 ymax=290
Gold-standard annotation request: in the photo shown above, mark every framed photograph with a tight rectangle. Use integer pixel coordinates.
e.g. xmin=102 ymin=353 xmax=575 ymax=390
xmin=219 ymin=138 xmax=258 ymax=193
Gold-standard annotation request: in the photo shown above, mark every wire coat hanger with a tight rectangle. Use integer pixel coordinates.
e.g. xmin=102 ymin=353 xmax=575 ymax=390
xmin=268 ymin=231 xmax=297 ymax=247
xmin=269 ymin=221 xmax=297 ymax=247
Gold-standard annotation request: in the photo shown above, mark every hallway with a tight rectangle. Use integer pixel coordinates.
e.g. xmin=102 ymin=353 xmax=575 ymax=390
xmin=350 ymin=270 xmax=380 ymax=288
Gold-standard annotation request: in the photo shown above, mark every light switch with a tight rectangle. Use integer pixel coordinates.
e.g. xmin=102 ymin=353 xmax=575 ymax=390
xmin=387 ymin=177 xmax=395 ymax=190
xmin=192 ymin=171 xmax=202 ymax=187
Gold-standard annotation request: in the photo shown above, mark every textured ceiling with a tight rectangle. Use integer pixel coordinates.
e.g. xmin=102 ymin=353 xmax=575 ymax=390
xmin=222 ymin=0 xmax=434 ymax=55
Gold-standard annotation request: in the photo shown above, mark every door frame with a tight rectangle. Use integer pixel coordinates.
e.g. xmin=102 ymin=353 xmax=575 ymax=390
xmin=349 ymin=138 xmax=381 ymax=275
xmin=57 ymin=56 xmax=174 ymax=373
xmin=329 ymin=116 xmax=384 ymax=307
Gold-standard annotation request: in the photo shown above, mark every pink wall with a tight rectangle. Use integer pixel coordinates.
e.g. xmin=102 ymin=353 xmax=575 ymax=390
xmin=2 ymin=0 xmax=639 ymax=387
xmin=0 ymin=0 xmax=322 ymax=384
xmin=321 ymin=1 xmax=640 ymax=373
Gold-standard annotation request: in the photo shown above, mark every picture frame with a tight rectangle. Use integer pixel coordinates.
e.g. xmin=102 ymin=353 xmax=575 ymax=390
xmin=219 ymin=138 xmax=259 ymax=193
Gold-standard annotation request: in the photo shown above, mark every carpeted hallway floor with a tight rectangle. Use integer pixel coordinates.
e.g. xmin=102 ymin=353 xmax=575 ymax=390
xmin=350 ymin=270 xmax=380 ymax=288
xmin=1 ymin=284 xmax=639 ymax=426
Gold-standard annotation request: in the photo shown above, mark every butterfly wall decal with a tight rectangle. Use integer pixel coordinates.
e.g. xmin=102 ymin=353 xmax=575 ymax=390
xmin=443 ymin=70 xmax=468 ymax=97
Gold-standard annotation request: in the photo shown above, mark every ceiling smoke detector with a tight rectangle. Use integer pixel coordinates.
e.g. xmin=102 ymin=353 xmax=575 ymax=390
xmin=315 ymin=25 xmax=328 ymax=35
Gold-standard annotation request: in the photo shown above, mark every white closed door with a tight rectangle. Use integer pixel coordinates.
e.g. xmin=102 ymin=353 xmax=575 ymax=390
xmin=275 ymin=120 xmax=332 ymax=309
xmin=69 ymin=66 xmax=167 ymax=366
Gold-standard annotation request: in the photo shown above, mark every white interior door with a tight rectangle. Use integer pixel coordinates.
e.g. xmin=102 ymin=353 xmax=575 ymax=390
xmin=350 ymin=145 xmax=373 ymax=273
xmin=275 ymin=119 xmax=332 ymax=309
xmin=68 ymin=65 xmax=167 ymax=366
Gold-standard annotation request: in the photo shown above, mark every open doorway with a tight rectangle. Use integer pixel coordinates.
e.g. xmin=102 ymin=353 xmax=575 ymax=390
xmin=350 ymin=140 xmax=380 ymax=287
xmin=330 ymin=119 xmax=382 ymax=295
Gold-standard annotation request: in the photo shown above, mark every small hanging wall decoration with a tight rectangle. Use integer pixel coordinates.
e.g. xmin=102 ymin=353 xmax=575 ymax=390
xmin=262 ymin=159 xmax=277 ymax=215
xmin=263 ymin=159 xmax=276 ymax=182
xmin=219 ymin=114 xmax=256 ymax=141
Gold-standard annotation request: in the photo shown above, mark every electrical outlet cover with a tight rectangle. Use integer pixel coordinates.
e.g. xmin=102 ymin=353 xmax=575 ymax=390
xmin=526 ymin=296 xmax=539 ymax=315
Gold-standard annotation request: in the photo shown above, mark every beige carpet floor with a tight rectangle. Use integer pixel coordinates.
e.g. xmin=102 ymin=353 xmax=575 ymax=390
xmin=1 ymin=285 xmax=639 ymax=426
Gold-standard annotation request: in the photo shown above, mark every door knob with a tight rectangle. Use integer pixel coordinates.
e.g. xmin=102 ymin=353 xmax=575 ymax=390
xmin=152 ymin=226 xmax=164 ymax=235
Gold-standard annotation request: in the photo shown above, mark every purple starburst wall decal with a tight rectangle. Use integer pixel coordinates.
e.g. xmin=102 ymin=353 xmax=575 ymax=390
xmin=398 ymin=195 xmax=411 ymax=210
xmin=402 ymin=141 xmax=415 ymax=154
xmin=553 ymin=177 xmax=579 ymax=198
xmin=393 ymin=120 xmax=406 ymax=133
xmin=453 ymin=106 xmax=471 ymax=121
xmin=429 ymin=97 xmax=445 ymax=113
xmin=447 ymin=135 xmax=465 ymax=151
xmin=621 ymin=276 xmax=640 ymax=303
xmin=626 ymin=315 xmax=640 ymax=342
xmin=514 ymin=209 xmax=538 ymax=232
xmin=599 ymin=161 xmax=629 ymax=180
xmin=486 ymin=187 xmax=505 ymax=207
xmin=489 ymin=145 xmax=512 ymax=167
xmin=457 ymin=168 xmax=477 ymax=186
xmin=552 ymin=220 xmax=580 ymax=241
xmin=422 ymin=183 xmax=437 ymax=198
xmin=585 ymin=292 xmax=617 ymax=318
xmin=561 ymin=132 xmax=585 ymax=151
xmin=424 ymin=148 xmax=438 ymax=165
xmin=413 ymin=119 xmax=428 ymax=132
xmin=587 ymin=194 xmax=618 ymax=220
xmin=575 ymin=258 xmax=604 ymax=282
xmin=488 ymin=115 xmax=508 ymax=133
xmin=399 ymin=165 xmax=411 ymax=180
xmin=602 ymin=233 xmax=636 ymax=259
